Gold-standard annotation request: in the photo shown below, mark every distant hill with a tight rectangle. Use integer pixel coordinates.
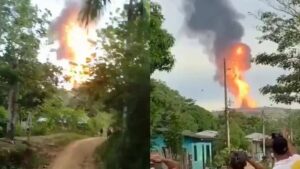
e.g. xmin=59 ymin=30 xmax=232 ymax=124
xmin=212 ymin=107 xmax=300 ymax=120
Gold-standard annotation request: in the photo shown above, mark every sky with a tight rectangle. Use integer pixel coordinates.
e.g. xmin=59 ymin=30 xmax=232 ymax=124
xmin=31 ymin=0 xmax=300 ymax=111
xmin=152 ymin=0 xmax=300 ymax=111
xmin=31 ymin=0 xmax=127 ymax=64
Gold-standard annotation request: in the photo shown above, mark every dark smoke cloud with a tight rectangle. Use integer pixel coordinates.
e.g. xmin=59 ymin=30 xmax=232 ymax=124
xmin=183 ymin=0 xmax=244 ymax=59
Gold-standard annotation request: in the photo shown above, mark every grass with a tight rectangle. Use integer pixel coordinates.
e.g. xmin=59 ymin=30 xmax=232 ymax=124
xmin=0 ymin=133 xmax=87 ymax=169
xmin=16 ymin=133 xmax=87 ymax=146
xmin=94 ymin=132 xmax=122 ymax=169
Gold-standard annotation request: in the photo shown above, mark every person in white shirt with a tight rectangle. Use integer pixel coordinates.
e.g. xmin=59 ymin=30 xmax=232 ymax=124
xmin=272 ymin=132 xmax=300 ymax=169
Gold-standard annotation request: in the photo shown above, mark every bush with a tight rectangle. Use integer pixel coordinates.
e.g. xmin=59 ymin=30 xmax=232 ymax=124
xmin=35 ymin=97 xmax=90 ymax=134
xmin=60 ymin=108 xmax=87 ymax=130
xmin=15 ymin=124 xmax=26 ymax=137
xmin=0 ymin=107 xmax=7 ymax=137
xmin=31 ymin=122 xmax=49 ymax=135
xmin=88 ymin=112 xmax=114 ymax=135
xmin=95 ymin=132 xmax=123 ymax=169
xmin=0 ymin=144 xmax=46 ymax=169
xmin=213 ymin=147 xmax=243 ymax=168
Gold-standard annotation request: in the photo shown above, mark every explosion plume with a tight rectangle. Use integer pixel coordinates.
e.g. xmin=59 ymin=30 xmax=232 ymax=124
xmin=50 ymin=0 xmax=97 ymax=90
xmin=183 ymin=0 xmax=256 ymax=108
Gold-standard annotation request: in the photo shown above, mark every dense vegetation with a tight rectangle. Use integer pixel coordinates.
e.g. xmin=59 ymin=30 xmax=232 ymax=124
xmin=86 ymin=1 xmax=176 ymax=168
xmin=0 ymin=0 xmax=150 ymax=168
xmin=0 ymin=0 xmax=299 ymax=168
xmin=150 ymin=78 xmax=300 ymax=167
xmin=150 ymin=79 xmax=217 ymax=156
xmin=254 ymin=0 xmax=300 ymax=104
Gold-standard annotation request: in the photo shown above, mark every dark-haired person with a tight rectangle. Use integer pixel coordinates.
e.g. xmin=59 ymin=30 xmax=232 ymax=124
xmin=271 ymin=131 xmax=300 ymax=169
xmin=230 ymin=151 xmax=265 ymax=169
xmin=150 ymin=153 xmax=180 ymax=169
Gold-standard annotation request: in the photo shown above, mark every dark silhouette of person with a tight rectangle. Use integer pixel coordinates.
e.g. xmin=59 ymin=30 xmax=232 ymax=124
xmin=271 ymin=132 xmax=300 ymax=169
xmin=100 ymin=128 xmax=103 ymax=136
xmin=230 ymin=151 xmax=265 ymax=169
xmin=107 ymin=128 xmax=112 ymax=137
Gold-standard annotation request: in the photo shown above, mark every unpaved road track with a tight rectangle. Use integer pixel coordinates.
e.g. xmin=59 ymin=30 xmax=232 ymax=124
xmin=48 ymin=137 xmax=104 ymax=169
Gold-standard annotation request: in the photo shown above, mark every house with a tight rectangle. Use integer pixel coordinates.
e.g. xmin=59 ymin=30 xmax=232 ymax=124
xmin=245 ymin=133 xmax=271 ymax=161
xmin=152 ymin=129 xmax=216 ymax=169
xmin=182 ymin=131 xmax=214 ymax=169
xmin=37 ymin=117 xmax=48 ymax=123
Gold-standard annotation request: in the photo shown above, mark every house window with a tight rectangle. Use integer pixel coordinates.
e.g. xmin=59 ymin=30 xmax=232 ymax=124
xmin=194 ymin=145 xmax=197 ymax=161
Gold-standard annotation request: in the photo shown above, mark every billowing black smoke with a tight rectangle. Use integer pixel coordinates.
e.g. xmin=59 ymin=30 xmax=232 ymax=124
xmin=183 ymin=0 xmax=251 ymax=87
xmin=183 ymin=0 xmax=248 ymax=81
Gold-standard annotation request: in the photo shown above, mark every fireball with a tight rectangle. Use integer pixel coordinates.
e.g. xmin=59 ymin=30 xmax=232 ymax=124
xmin=226 ymin=43 xmax=257 ymax=108
xmin=52 ymin=1 xmax=97 ymax=90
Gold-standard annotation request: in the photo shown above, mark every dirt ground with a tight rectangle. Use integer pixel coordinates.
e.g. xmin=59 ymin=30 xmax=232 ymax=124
xmin=47 ymin=137 xmax=104 ymax=169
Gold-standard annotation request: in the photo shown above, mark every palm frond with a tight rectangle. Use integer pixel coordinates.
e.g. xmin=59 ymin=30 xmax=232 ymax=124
xmin=79 ymin=0 xmax=110 ymax=26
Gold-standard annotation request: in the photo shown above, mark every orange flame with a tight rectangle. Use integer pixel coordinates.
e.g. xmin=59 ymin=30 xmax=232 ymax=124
xmin=56 ymin=8 xmax=96 ymax=90
xmin=226 ymin=43 xmax=257 ymax=108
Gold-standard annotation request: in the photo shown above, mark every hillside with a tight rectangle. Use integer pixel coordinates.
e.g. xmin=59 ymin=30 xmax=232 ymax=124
xmin=212 ymin=107 xmax=300 ymax=120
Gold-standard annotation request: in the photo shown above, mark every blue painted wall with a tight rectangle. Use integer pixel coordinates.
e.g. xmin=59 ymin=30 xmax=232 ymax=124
xmin=151 ymin=135 xmax=166 ymax=152
xmin=151 ymin=135 xmax=213 ymax=169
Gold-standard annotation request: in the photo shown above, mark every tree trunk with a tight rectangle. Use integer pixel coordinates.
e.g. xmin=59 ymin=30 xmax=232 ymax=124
xmin=6 ymin=83 xmax=18 ymax=141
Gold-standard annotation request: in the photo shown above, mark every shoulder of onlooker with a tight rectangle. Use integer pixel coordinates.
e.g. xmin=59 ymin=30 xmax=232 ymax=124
xmin=272 ymin=165 xmax=281 ymax=169
xmin=292 ymin=154 xmax=300 ymax=159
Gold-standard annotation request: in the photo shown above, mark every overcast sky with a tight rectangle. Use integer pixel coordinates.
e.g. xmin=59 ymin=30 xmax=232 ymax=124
xmin=31 ymin=0 xmax=300 ymax=111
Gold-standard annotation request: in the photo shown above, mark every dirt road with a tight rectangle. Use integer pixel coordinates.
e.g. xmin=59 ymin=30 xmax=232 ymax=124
xmin=48 ymin=137 xmax=104 ymax=169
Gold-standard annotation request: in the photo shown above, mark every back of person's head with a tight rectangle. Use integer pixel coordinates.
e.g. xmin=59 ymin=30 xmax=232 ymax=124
xmin=272 ymin=133 xmax=288 ymax=155
xmin=262 ymin=155 xmax=267 ymax=160
xmin=230 ymin=151 xmax=247 ymax=169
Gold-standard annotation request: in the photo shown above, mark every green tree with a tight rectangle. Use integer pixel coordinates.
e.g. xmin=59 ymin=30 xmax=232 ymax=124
xmin=80 ymin=0 xmax=110 ymax=24
xmin=150 ymin=79 xmax=218 ymax=158
xmin=0 ymin=0 xmax=52 ymax=140
xmin=150 ymin=3 xmax=175 ymax=73
xmin=163 ymin=112 xmax=183 ymax=159
xmin=78 ymin=1 xmax=150 ymax=168
xmin=0 ymin=106 xmax=7 ymax=137
xmin=78 ymin=1 xmax=173 ymax=168
xmin=87 ymin=112 xmax=114 ymax=134
xmin=151 ymin=79 xmax=217 ymax=134
xmin=285 ymin=111 xmax=300 ymax=150
xmin=254 ymin=0 xmax=300 ymax=104
xmin=215 ymin=115 xmax=249 ymax=152
xmin=182 ymin=103 xmax=217 ymax=131
xmin=150 ymin=79 xmax=184 ymax=135
xmin=79 ymin=0 xmax=150 ymax=25
xmin=35 ymin=96 xmax=89 ymax=134
xmin=229 ymin=111 xmax=262 ymax=134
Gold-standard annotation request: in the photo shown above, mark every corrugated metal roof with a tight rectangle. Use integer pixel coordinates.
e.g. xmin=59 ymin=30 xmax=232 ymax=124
xmin=245 ymin=133 xmax=270 ymax=141
xmin=195 ymin=130 xmax=218 ymax=138
xmin=155 ymin=128 xmax=217 ymax=140
xmin=182 ymin=130 xmax=215 ymax=140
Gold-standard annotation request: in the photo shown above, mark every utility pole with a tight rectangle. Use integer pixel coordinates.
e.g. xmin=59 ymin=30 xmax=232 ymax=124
xmin=289 ymin=108 xmax=293 ymax=142
xmin=27 ymin=112 xmax=32 ymax=143
xmin=262 ymin=108 xmax=265 ymax=156
xmin=224 ymin=58 xmax=230 ymax=150
xmin=122 ymin=104 xmax=127 ymax=131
